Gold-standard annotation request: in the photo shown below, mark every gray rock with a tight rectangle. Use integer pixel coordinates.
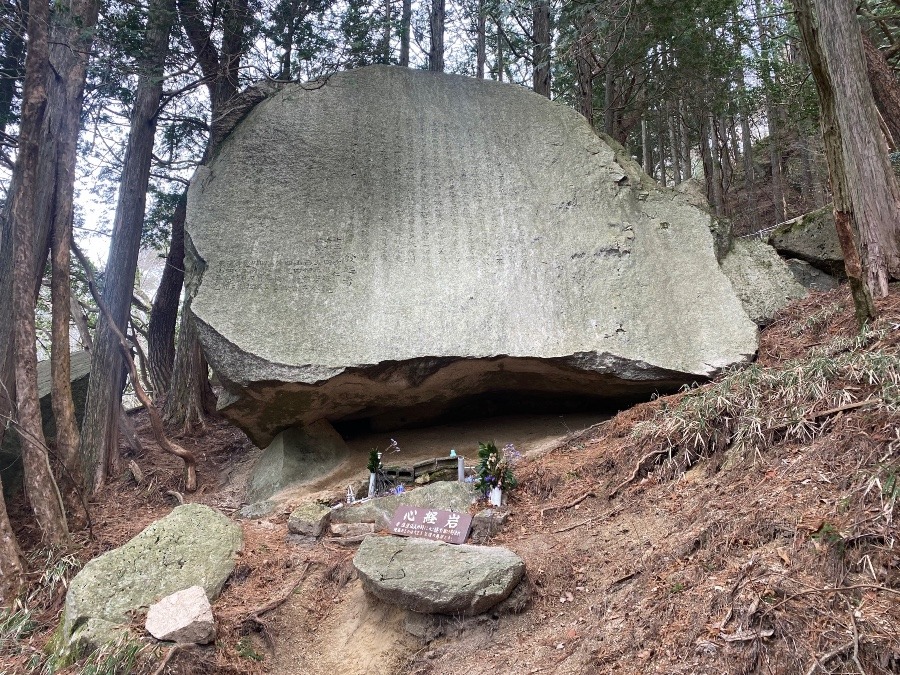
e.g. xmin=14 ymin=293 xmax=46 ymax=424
xmin=720 ymin=238 xmax=807 ymax=325
xmin=186 ymin=65 xmax=758 ymax=447
xmin=287 ymin=501 xmax=332 ymax=537
xmin=329 ymin=522 xmax=375 ymax=537
xmin=145 ymin=586 xmax=215 ymax=644
xmin=353 ymin=535 xmax=525 ymax=615
xmin=237 ymin=500 xmax=277 ymax=519
xmin=768 ymin=205 xmax=844 ymax=276
xmin=470 ymin=509 xmax=510 ymax=544
xmin=785 ymin=258 xmax=840 ymax=292
xmin=56 ymin=504 xmax=241 ymax=657
xmin=331 ymin=481 xmax=478 ymax=530
xmin=0 ymin=351 xmax=91 ymax=492
xmin=247 ymin=419 xmax=349 ymax=502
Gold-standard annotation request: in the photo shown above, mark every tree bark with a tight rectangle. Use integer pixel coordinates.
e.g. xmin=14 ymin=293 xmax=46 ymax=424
xmin=382 ymin=0 xmax=391 ymax=63
xmin=0 ymin=0 xmax=26 ymax=137
xmin=862 ymin=31 xmax=900 ymax=148
xmin=429 ymin=0 xmax=445 ymax=72
xmin=399 ymin=0 xmax=411 ymax=66
xmin=80 ymin=0 xmax=175 ymax=493
xmin=0 ymin=472 xmax=23 ymax=606
xmin=641 ymin=118 xmax=652 ymax=178
xmin=532 ymin=0 xmax=551 ymax=97
xmin=755 ymin=0 xmax=786 ymax=224
xmin=10 ymin=0 xmax=69 ymax=547
xmin=0 ymin=0 xmax=100 ymax=453
xmin=668 ymin=102 xmax=681 ymax=185
xmin=148 ymin=194 xmax=185 ymax=395
xmin=476 ymin=0 xmax=486 ymax=78
xmin=574 ymin=9 xmax=593 ymax=124
xmin=795 ymin=0 xmax=900 ymax=323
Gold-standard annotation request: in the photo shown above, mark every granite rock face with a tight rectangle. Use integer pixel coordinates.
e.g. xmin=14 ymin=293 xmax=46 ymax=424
xmin=353 ymin=535 xmax=525 ymax=615
xmin=768 ymin=206 xmax=844 ymax=276
xmin=57 ymin=504 xmax=241 ymax=656
xmin=186 ymin=65 xmax=759 ymax=446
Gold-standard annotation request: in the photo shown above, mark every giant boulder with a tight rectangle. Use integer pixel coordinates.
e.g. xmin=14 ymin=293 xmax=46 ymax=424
xmin=186 ymin=65 xmax=759 ymax=446
xmin=768 ymin=205 xmax=844 ymax=276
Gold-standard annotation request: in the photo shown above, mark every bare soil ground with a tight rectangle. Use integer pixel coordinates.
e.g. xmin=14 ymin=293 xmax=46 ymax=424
xmin=2 ymin=286 xmax=899 ymax=674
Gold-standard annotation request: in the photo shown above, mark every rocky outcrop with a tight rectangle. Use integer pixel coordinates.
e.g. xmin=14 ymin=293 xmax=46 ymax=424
xmin=247 ymin=419 xmax=349 ymax=502
xmin=0 ymin=351 xmax=91 ymax=490
xmin=56 ymin=504 xmax=241 ymax=656
xmin=331 ymin=481 xmax=478 ymax=530
xmin=353 ymin=535 xmax=525 ymax=615
xmin=145 ymin=586 xmax=216 ymax=644
xmin=185 ymin=65 xmax=758 ymax=447
xmin=720 ymin=238 xmax=807 ymax=325
xmin=768 ymin=206 xmax=844 ymax=276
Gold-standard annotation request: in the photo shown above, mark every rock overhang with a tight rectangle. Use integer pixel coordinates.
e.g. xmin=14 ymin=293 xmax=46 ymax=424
xmin=185 ymin=65 xmax=758 ymax=446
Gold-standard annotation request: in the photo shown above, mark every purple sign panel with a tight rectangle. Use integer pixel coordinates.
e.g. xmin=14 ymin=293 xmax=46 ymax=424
xmin=388 ymin=506 xmax=472 ymax=544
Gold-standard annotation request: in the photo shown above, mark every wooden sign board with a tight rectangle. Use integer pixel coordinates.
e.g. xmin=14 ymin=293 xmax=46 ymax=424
xmin=388 ymin=506 xmax=472 ymax=544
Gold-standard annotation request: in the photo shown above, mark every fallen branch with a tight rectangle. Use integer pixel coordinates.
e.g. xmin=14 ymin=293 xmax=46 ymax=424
xmin=807 ymin=398 xmax=881 ymax=420
xmin=553 ymin=517 xmax=593 ymax=534
xmin=718 ymin=628 xmax=774 ymax=642
xmin=73 ymin=242 xmax=197 ymax=491
xmin=609 ymin=448 xmax=669 ymax=498
xmin=150 ymin=643 xmax=194 ymax=675
xmin=540 ymin=491 xmax=597 ymax=519
xmin=803 ymin=641 xmax=854 ymax=675
xmin=763 ymin=583 xmax=900 ymax=616
xmin=241 ymin=562 xmax=312 ymax=625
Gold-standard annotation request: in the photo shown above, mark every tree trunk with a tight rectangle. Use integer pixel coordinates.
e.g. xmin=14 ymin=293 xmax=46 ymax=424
xmin=496 ymin=19 xmax=504 ymax=82
xmin=0 ymin=472 xmax=23 ymax=606
xmin=755 ymin=0 xmax=786 ymax=224
xmin=657 ymin=112 xmax=667 ymax=187
xmin=10 ymin=0 xmax=69 ymax=547
xmin=0 ymin=0 xmax=26 ymax=137
xmin=429 ymin=0 xmax=445 ymax=72
xmin=603 ymin=61 xmax=615 ymax=136
xmin=80 ymin=0 xmax=175 ymax=493
xmin=0 ymin=0 xmax=100 ymax=453
xmin=399 ymin=0 xmax=411 ymax=66
xmin=680 ymin=101 xmax=692 ymax=180
xmin=148 ymin=194 xmax=185 ymax=395
xmin=668 ymin=103 xmax=681 ymax=185
xmin=532 ymin=0 xmax=550 ymax=98
xmin=164 ymin=306 xmax=213 ymax=432
xmin=574 ymin=9 xmax=593 ymax=124
xmin=641 ymin=118 xmax=652 ymax=178
xmin=795 ymin=0 xmax=900 ymax=320
xmin=862 ymin=31 xmax=900 ymax=148
xmin=382 ymin=0 xmax=391 ymax=63
xmin=476 ymin=0 xmax=485 ymax=79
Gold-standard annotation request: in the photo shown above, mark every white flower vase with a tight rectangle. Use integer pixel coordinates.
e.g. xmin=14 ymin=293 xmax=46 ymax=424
xmin=368 ymin=472 xmax=376 ymax=498
xmin=489 ymin=486 xmax=503 ymax=507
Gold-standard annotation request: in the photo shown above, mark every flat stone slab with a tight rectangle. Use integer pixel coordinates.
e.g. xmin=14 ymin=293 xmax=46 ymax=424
xmin=145 ymin=586 xmax=215 ymax=644
xmin=186 ymin=65 xmax=758 ymax=447
xmin=55 ymin=504 xmax=242 ymax=657
xmin=353 ymin=535 xmax=525 ymax=615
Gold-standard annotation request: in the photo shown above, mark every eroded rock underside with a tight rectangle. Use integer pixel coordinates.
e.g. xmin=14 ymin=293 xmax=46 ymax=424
xmin=185 ymin=65 xmax=759 ymax=447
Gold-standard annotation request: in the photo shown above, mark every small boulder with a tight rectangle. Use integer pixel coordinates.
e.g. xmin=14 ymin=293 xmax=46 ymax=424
xmin=768 ymin=205 xmax=844 ymax=276
xmin=287 ymin=501 xmax=332 ymax=537
xmin=57 ymin=504 xmax=241 ymax=657
xmin=353 ymin=535 xmax=525 ymax=615
xmin=720 ymin=238 xmax=807 ymax=325
xmin=248 ymin=419 xmax=350 ymax=502
xmin=331 ymin=481 xmax=478 ymax=530
xmin=469 ymin=509 xmax=510 ymax=544
xmin=145 ymin=586 xmax=215 ymax=644
xmin=785 ymin=258 xmax=839 ymax=292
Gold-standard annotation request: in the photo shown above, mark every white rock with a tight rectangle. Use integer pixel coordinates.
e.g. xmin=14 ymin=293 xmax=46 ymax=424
xmin=145 ymin=586 xmax=215 ymax=644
